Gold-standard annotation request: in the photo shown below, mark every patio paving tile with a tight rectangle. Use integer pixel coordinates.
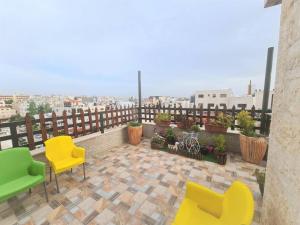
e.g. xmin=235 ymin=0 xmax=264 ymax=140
xmin=0 ymin=139 xmax=263 ymax=224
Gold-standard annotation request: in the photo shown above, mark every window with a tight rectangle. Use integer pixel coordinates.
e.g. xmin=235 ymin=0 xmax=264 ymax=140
xmin=198 ymin=94 xmax=204 ymax=98
xmin=220 ymin=94 xmax=227 ymax=98
xmin=212 ymin=94 xmax=216 ymax=98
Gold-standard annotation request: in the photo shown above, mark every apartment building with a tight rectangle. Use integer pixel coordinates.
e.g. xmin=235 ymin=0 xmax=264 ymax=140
xmin=193 ymin=88 xmax=274 ymax=109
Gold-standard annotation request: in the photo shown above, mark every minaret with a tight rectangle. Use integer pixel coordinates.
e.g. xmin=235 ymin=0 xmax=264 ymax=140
xmin=248 ymin=80 xmax=252 ymax=95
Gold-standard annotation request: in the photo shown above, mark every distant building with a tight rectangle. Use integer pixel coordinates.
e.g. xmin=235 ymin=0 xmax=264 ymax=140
xmin=194 ymin=89 xmax=234 ymax=108
xmin=0 ymin=95 xmax=29 ymax=102
xmin=193 ymin=86 xmax=274 ymax=110
xmin=0 ymin=106 xmax=17 ymax=122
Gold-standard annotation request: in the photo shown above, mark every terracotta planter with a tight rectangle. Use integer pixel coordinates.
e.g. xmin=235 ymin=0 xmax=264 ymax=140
xmin=128 ymin=125 xmax=142 ymax=145
xmin=205 ymin=123 xmax=227 ymax=133
xmin=216 ymin=151 xmax=227 ymax=165
xmin=155 ymin=121 xmax=171 ymax=136
xmin=239 ymin=134 xmax=267 ymax=164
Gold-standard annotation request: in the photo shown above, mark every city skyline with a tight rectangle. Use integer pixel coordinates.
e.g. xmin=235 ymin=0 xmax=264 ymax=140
xmin=1 ymin=1 xmax=280 ymax=97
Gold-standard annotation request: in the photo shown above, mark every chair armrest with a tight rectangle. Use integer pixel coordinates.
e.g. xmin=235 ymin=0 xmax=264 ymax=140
xmin=72 ymin=146 xmax=85 ymax=159
xmin=185 ymin=181 xmax=224 ymax=218
xmin=28 ymin=160 xmax=46 ymax=180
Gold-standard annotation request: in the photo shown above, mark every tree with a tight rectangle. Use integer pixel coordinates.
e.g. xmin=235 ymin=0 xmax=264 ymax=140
xmin=37 ymin=103 xmax=52 ymax=114
xmin=27 ymin=101 xmax=37 ymax=116
xmin=4 ymin=99 xmax=13 ymax=104
xmin=9 ymin=114 xmax=24 ymax=122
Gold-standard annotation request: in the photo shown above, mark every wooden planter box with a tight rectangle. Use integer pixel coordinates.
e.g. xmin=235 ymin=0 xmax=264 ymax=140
xmin=216 ymin=152 xmax=227 ymax=165
xmin=151 ymin=142 xmax=164 ymax=150
xmin=128 ymin=125 xmax=143 ymax=145
xmin=205 ymin=123 xmax=227 ymax=133
xmin=239 ymin=134 xmax=267 ymax=164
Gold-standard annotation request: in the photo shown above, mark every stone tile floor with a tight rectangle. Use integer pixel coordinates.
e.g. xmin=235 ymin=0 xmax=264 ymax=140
xmin=0 ymin=139 xmax=264 ymax=225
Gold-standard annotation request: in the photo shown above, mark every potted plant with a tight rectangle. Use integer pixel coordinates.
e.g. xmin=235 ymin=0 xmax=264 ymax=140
xmin=127 ymin=121 xmax=142 ymax=145
xmin=166 ymin=128 xmax=176 ymax=145
xmin=237 ymin=110 xmax=267 ymax=164
xmin=154 ymin=113 xmax=171 ymax=135
xmin=151 ymin=133 xmax=166 ymax=150
xmin=191 ymin=124 xmax=200 ymax=133
xmin=213 ymin=135 xmax=227 ymax=165
xmin=175 ymin=115 xmax=194 ymax=130
xmin=254 ymin=169 xmax=266 ymax=196
xmin=205 ymin=112 xmax=232 ymax=133
xmin=198 ymin=137 xmax=209 ymax=155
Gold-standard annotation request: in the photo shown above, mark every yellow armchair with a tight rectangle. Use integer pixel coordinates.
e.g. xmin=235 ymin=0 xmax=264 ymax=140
xmin=45 ymin=136 xmax=86 ymax=193
xmin=173 ymin=181 xmax=254 ymax=225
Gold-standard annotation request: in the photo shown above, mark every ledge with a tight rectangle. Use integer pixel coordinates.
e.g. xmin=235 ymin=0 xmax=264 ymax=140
xmin=30 ymin=125 xmax=127 ymax=157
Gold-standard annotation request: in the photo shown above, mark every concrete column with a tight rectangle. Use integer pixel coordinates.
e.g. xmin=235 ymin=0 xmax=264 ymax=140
xmin=262 ymin=0 xmax=300 ymax=224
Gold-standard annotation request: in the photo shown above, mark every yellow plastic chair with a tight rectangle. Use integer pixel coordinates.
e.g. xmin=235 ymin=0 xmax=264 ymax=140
xmin=173 ymin=181 xmax=254 ymax=225
xmin=45 ymin=136 xmax=86 ymax=193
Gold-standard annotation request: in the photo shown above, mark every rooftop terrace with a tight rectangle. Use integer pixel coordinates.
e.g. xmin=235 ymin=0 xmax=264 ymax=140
xmin=0 ymin=138 xmax=263 ymax=225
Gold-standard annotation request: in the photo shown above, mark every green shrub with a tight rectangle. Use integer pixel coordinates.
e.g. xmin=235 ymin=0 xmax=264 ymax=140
xmin=254 ymin=169 xmax=265 ymax=196
xmin=213 ymin=135 xmax=226 ymax=152
xmin=191 ymin=125 xmax=200 ymax=133
xmin=215 ymin=112 xmax=233 ymax=128
xmin=236 ymin=111 xmax=256 ymax=136
xmin=165 ymin=128 xmax=176 ymax=144
xmin=128 ymin=121 xmax=141 ymax=127
xmin=154 ymin=113 xmax=171 ymax=123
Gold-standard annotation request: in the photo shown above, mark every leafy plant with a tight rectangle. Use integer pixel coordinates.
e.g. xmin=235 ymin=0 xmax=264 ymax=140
xmin=128 ymin=121 xmax=141 ymax=127
xmin=215 ymin=112 xmax=233 ymax=128
xmin=191 ymin=125 xmax=200 ymax=133
xmin=175 ymin=115 xmax=194 ymax=130
xmin=254 ymin=169 xmax=265 ymax=196
xmin=236 ymin=110 xmax=256 ymax=136
xmin=213 ymin=135 xmax=226 ymax=152
xmin=151 ymin=133 xmax=165 ymax=145
xmin=165 ymin=128 xmax=176 ymax=144
xmin=154 ymin=113 xmax=171 ymax=123
xmin=9 ymin=114 xmax=24 ymax=122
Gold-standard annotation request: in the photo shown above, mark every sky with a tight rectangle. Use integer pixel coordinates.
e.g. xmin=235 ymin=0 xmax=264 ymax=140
xmin=0 ymin=0 xmax=281 ymax=98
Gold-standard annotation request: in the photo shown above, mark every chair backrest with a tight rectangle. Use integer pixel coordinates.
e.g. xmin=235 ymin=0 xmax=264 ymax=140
xmin=0 ymin=147 xmax=33 ymax=185
xmin=45 ymin=136 xmax=74 ymax=162
xmin=220 ymin=181 xmax=254 ymax=225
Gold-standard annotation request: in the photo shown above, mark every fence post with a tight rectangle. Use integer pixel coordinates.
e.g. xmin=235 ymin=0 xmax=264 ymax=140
xmin=10 ymin=123 xmax=19 ymax=147
xmin=231 ymin=105 xmax=236 ymax=130
xmin=72 ymin=109 xmax=78 ymax=137
xmin=95 ymin=108 xmax=99 ymax=131
xmin=193 ymin=104 xmax=196 ymax=123
xmin=105 ymin=107 xmax=109 ymax=128
xmin=88 ymin=108 xmax=93 ymax=132
xmin=199 ymin=104 xmax=203 ymax=127
xmin=100 ymin=112 xmax=104 ymax=133
xmin=39 ymin=112 xmax=48 ymax=142
xmin=111 ymin=107 xmax=114 ymax=128
xmin=148 ymin=104 xmax=152 ymax=122
xmin=25 ymin=113 xmax=35 ymax=150
xmin=52 ymin=111 xmax=58 ymax=137
xmin=80 ymin=109 xmax=86 ymax=135
xmin=208 ymin=105 xmax=211 ymax=122
xmin=251 ymin=105 xmax=256 ymax=118
xmin=115 ymin=106 xmax=119 ymax=126
xmin=63 ymin=110 xmax=69 ymax=135
xmin=215 ymin=105 xmax=219 ymax=118
xmin=120 ymin=106 xmax=124 ymax=124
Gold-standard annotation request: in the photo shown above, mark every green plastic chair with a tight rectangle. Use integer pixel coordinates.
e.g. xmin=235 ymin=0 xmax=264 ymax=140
xmin=0 ymin=147 xmax=48 ymax=202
